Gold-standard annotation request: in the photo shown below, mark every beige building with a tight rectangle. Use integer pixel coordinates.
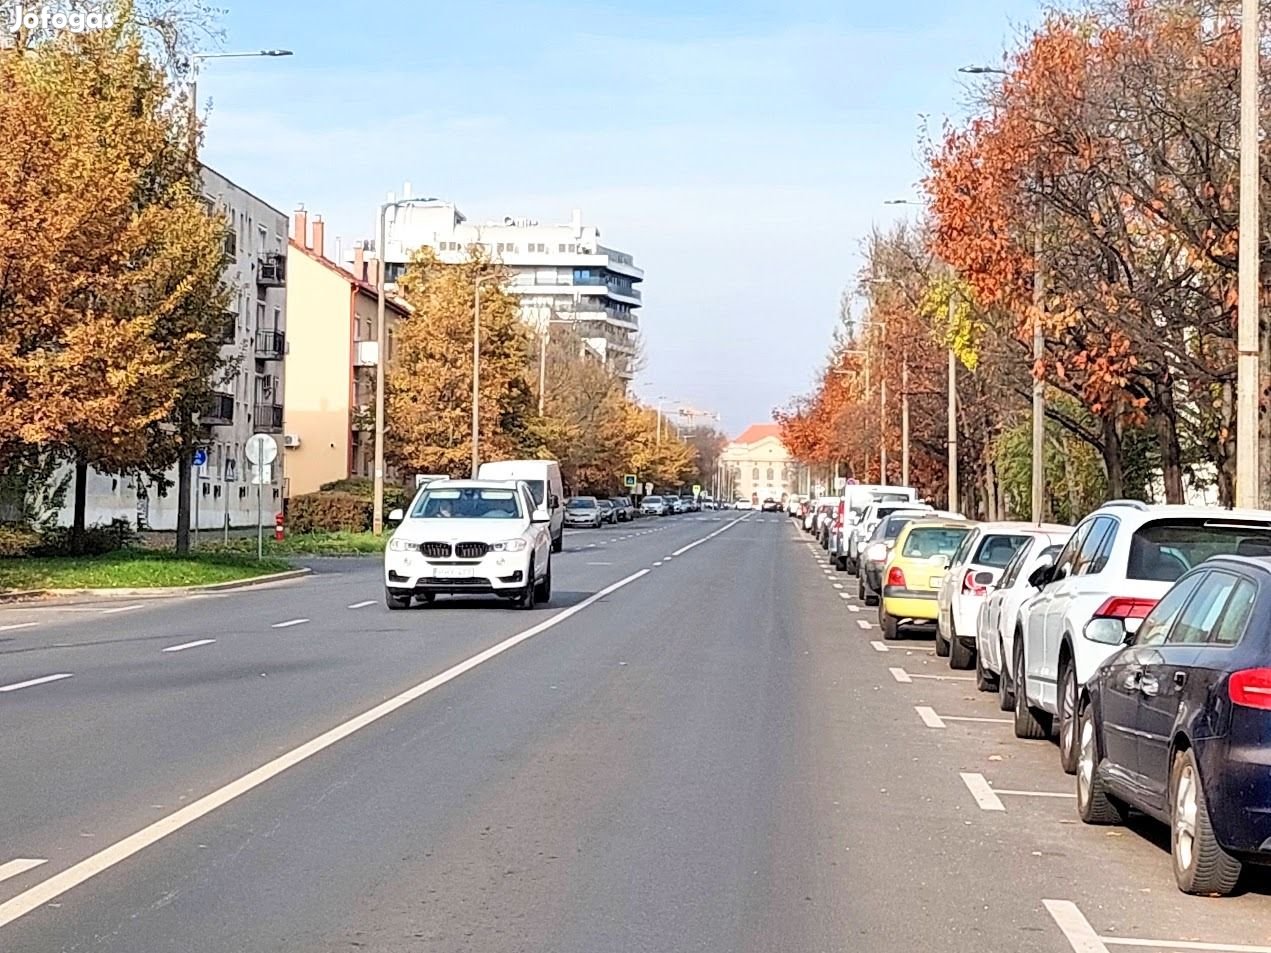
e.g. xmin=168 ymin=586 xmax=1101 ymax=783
xmin=282 ymin=209 xmax=411 ymax=497
xmin=719 ymin=424 xmax=803 ymax=503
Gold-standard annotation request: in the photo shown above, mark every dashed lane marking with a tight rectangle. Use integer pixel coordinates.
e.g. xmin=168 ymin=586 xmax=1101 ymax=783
xmin=270 ymin=619 xmax=309 ymax=629
xmin=162 ymin=639 xmax=216 ymax=653
xmin=0 ymin=674 xmax=73 ymax=694
xmin=0 ymin=622 xmax=39 ymax=632
xmin=347 ymin=601 xmax=375 ymax=609
xmin=0 ymin=860 xmax=46 ymax=885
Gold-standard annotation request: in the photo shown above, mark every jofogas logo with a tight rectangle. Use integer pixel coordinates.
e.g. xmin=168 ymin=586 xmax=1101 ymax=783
xmin=6 ymin=4 xmax=116 ymax=33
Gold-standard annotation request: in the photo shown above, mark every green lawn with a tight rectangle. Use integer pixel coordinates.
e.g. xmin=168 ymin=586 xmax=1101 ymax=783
xmin=200 ymin=531 xmax=386 ymax=557
xmin=0 ymin=551 xmax=295 ymax=591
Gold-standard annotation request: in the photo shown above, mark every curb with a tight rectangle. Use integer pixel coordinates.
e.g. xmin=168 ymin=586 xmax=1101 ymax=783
xmin=0 ymin=568 xmax=312 ymax=604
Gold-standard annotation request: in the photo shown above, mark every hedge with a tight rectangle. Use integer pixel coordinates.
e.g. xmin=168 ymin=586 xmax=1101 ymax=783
xmin=287 ymin=492 xmax=371 ymax=534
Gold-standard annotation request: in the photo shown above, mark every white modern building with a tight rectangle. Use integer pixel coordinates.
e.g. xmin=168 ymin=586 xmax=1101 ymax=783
xmin=52 ymin=165 xmax=289 ymax=531
xmin=360 ymin=192 xmax=643 ymax=380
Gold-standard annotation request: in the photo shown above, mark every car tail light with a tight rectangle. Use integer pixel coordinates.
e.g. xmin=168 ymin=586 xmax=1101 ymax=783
xmin=962 ymin=570 xmax=987 ymax=596
xmin=837 ymin=501 xmax=845 ymax=522
xmin=1091 ymin=597 xmax=1157 ymax=620
xmin=1229 ymin=668 xmax=1271 ymax=710
xmin=887 ymin=566 xmax=906 ymax=588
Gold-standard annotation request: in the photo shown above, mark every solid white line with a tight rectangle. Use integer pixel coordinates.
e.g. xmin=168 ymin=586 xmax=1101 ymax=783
xmin=889 ymin=667 xmax=912 ymax=683
xmin=270 ymin=619 xmax=309 ymax=629
xmin=0 ymin=568 xmax=652 ymax=931
xmin=994 ymin=789 xmax=1076 ymax=799
xmin=943 ymin=715 xmax=1012 ymax=724
xmin=1103 ymin=938 xmax=1271 ymax=952
xmin=162 ymin=639 xmax=216 ymax=653
xmin=870 ymin=641 xmax=889 ymax=652
xmin=0 ymin=622 xmax=39 ymax=632
xmin=99 ymin=604 xmax=142 ymax=614
xmin=856 ymin=619 xmax=871 ymax=630
xmin=961 ymin=773 xmax=1006 ymax=811
xmin=915 ymin=706 xmax=945 ymax=728
xmin=0 ymin=674 xmax=73 ymax=694
xmin=0 ymin=860 xmax=45 ymax=884
xmin=587 ymin=562 xmax=612 ymax=566
xmin=1043 ymin=900 xmax=1111 ymax=953
xmin=347 ymin=601 xmax=375 ymax=609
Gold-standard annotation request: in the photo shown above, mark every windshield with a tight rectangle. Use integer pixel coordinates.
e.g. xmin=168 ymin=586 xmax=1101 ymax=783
xmin=523 ymin=480 xmax=546 ymax=506
xmin=902 ymin=526 xmax=972 ymax=559
xmin=1128 ymin=519 xmax=1271 ymax=581
xmin=567 ymin=497 xmax=597 ymax=509
xmin=645 ymin=496 xmax=663 ymax=504
xmin=411 ymin=487 xmax=523 ymax=519
xmin=972 ymin=534 xmax=1032 ymax=569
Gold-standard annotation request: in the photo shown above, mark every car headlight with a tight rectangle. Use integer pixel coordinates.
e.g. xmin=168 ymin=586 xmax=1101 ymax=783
xmin=491 ymin=539 xmax=528 ymax=552
xmin=388 ymin=537 xmax=416 ymax=552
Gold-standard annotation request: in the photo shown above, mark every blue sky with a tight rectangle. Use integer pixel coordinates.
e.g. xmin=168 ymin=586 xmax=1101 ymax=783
xmin=202 ymin=0 xmax=1040 ymax=437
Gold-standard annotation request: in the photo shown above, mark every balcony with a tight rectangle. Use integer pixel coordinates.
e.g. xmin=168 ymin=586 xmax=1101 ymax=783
xmin=253 ymin=402 xmax=284 ymax=432
xmin=201 ymin=392 xmax=234 ymax=427
xmin=255 ymin=329 xmax=285 ymax=360
xmin=256 ymin=252 xmax=286 ymax=287
xmin=354 ymin=340 xmax=379 ymax=367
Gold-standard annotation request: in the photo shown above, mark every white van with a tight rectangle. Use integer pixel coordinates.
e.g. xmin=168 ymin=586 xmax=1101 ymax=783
xmin=476 ymin=460 xmax=565 ymax=552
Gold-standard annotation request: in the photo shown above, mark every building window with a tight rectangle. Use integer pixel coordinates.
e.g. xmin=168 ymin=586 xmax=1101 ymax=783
xmin=752 ymin=467 xmax=760 ymax=481
xmin=568 ymin=244 xmax=577 ymax=252
xmin=257 ymin=225 xmax=267 ymax=251
xmin=558 ymin=243 xmax=566 ymax=253
xmin=766 ymin=467 xmax=774 ymax=482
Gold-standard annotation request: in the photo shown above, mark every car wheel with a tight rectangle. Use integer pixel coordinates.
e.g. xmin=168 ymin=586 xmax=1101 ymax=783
xmin=975 ymin=645 xmax=998 ymax=692
xmin=1171 ymin=748 xmax=1243 ymax=896
xmin=934 ymin=618 xmax=950 ymax=658
xmin=385 ymin=587 xmax=412 ymax=610
xmin=419 ymin=593 xmax=436 ymax=605
xmin=1013 ymin=641 xmax=1052 ymax=740
xmin=881 ymin=612 xmax=900 ymax=641
xmin=534 ymin=558 xmax=552 ymax=604
xmin=949 ymin=617 xmax=974 ymax=670
xmin=857 ymin=576 xmax=865 ymax=600
xmin=846 ymin=556 xmax=858 ymax=576
xmin=1077 ymin=703 xmax=1127 ymax=825
xmin=864 ymin=590 xmax=879 ymax=607
xmin=517 ymin=560 xmax=537 ymax=610
xmin=997 ymin=638 xmax=1016 ymax=712
xmin=1058 ymin=659 xmax=1081 ymax=774
xmin=835 ymin=554 xmax=847 ymax=572
xmin=552 ymin=533 xmax=563 ymax=554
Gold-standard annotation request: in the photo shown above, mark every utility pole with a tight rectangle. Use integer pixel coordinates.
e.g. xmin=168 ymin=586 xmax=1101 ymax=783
xmin=879 ymin=377 xmax=888 ymax=484
xmin=901 ymin=353 xmax=910 ymax=486
xmin=473 ymin=274 xmax=501 ymax=478
xmin=1236 ymin=0 xmax=1260 ymax=507
xmin=1031 ymin=230 xmax=1046 ymax=523
xmin=372 ymin=206 xmax=388 ymax=535
xmin=948 ymin=296 xmax=959 ymax=513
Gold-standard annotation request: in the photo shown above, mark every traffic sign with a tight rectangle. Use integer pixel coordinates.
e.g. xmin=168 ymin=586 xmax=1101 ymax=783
xmin=251 ymin=463 xmax=273 ymax=486
xmin=192 ymin=448 xmax=207 ymax=468
xmin=692 ymin=484 xmax=701 ymax=495
xmin=644 ymin=482 xmax=653 ymax=495
xmin=624 ymin=474 xmax=637 ymax=488
xmin=245 ymin=433 xmax=277 ymax=466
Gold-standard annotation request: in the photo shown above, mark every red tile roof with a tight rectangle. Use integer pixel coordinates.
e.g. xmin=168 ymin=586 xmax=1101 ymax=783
xmin=289 ymin=240 xmax=412 ymax=316
xmin=733 ymin=423 xmax=784 ymax=445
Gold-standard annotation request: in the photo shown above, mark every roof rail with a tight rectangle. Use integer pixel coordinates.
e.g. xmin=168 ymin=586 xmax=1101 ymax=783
xmin=1099 ymin=499 xmax=1149 ymax=511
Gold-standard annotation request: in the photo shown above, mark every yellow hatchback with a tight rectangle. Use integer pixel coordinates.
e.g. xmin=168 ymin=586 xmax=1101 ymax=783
xmin=879 ymin=519 xmax=975 ymax=641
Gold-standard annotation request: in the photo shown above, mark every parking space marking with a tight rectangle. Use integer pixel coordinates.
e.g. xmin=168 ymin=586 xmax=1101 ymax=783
xmin=960 ymin=773 xmax=1006 ymax=811
xmin=839 ymin=593 xmax=851 ymax=600
xmin=0 ymin=673 xmax=73 ymax=694
xmin=1043 ymin=901 xmax=1111 ymax=953
xmin=891 ymin=669 xmax=972 ymax=683
xmin=0 ymin=622 xmax=39 ymax=632
xmin=992 ymin=788 xmax=1074 ymax=799
xmin=889 ymin=668 xmax=911 ymax=682
xmin=915 ymin=706 xmax=945 ymax=728
xmin=870 ymin=641 xmax=889 ymax=652
xmin=848 ymin=605 xmax=861 ymax=612
xmin=943 ymin=714 xmax=1012 ymax=724
xmin=833 ymin=583 xmax=843 ymax=589
xmin=1102 ymin=938 xmax=1271 ymax=952
xmin=162 ymin=639 xmax=216 ymax=653
xmin=0 ymin=860 xmax=46 ymax=885
xmin=855 ymin=619 xmax=871 ymax=630
xmin=271 ymin=619 xmax=309 ymax=629
xmin=347 ymin=601 xmax=375 ymax=609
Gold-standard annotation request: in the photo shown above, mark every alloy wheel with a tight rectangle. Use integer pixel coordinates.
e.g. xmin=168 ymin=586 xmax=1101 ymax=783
xmin=1174 ymin=762 xmax=1198 ymax=874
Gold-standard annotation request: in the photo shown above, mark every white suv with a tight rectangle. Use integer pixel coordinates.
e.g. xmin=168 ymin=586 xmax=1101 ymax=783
xmin=1015 ymin=501 xmax=1271 ymax=774
xmin=384 ymin=480 xmax=553 ymax=610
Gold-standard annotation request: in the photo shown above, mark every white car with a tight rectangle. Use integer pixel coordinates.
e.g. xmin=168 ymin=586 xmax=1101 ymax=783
xmin=1015 ymin=501 xmax=1271 ymax=775
xmin=383 ymin=480 xmax=553 ymax=610
xmin=840 ymin=499 xmax=932 ymax=573
xmin=735 ymin=498 xmax=754 ymax=511
xmin=973 ymin=530 xmax=1072 ymax=705
xmin=936 ymin=521 xmax=1070 ymax=670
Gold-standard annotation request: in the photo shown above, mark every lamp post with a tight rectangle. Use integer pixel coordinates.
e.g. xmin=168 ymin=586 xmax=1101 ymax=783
xmin=1236 ymin=0 xmax=1260 ymax=507
xmin=190 ymin=50 xmax=293 ymax=155
xmin=472 ymin=273 xmax=503 ymax=478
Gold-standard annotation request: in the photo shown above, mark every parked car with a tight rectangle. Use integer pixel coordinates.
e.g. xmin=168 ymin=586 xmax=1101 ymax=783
xmin=936 ymin=521 xmax=1071 ymax=669
xmin=383 ymin=479 xmax=552 ymax=609
xmin=840 ymin=498 xmax=932 ymax=573
xmin=878 ymin=519 xmax=975 ymax=641
xmin=735 ymin=498 xmax=754 ymax=511
xmin=682 ymin=496 xmax=699 ymax=512
xmin=788 ymin=494 xmax=808 ymax=517
xmin=835 ymin=485 xmax=921 ymax=572
xmin=596 ymin=499 xmax=618 ymax=524
xmin=667 ymin=497 xmax=684 ymax=514
xmin=858 ymin=511 xmax=951 ymax=605
xmin=1077 ymin=555 xmax=1271 ymax=895
xmin=612 ymin=496 xmax=636 ymax=521
xmin=761 ymin=497 xmax=782 ymax=512
xmin=564 ymin=496 xmax=604 ymax=528
xmin=974 ymin=531 xmax=1072 ymax=706
xmin=476 ymin=459 xmax=565 ymax=553
xmin=1016 ymin=501 xmax=1271 ymax=775
xmin=640 ymin=495 xmax=668 ymax=516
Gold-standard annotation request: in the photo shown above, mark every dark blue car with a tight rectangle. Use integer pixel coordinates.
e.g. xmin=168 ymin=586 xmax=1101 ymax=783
xmin=1076 ymin=554 xmax=1271 ymax=895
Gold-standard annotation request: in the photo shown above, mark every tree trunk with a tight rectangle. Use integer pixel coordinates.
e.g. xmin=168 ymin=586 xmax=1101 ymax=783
xmin=1101 ymin=416 xmax=1124 ymax=499
xmin=1060 ymin=437 xmax=1079 ymax=523
xmin=72 ymin=456 xmax=88 ymax=552
xmin=1154 ymin=379 xmax=1185 ymax=504
xmin=175 ymin=446 xmax=192 ymax=555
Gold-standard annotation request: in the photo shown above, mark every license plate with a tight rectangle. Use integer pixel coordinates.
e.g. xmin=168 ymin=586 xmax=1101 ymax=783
xmin=435 ymin=566 xmax=473 ymax=579
xmin=929 ymin=576 xmax=944 ymax=588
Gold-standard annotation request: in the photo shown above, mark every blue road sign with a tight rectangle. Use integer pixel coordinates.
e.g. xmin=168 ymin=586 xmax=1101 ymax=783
xmin=192 ymin=448 xmax=207 ymax=467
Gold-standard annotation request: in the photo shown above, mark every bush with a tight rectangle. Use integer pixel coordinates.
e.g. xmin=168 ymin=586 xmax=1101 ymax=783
xmin=288 ymin=491 xmax=372 ymax=534
xmin=318 ymin=477 xmax=410 ymax=512
xmin=0 ymin=524 xmax=42 ymax=557
xmin=36 ymin=518 xmax=138 ymax=556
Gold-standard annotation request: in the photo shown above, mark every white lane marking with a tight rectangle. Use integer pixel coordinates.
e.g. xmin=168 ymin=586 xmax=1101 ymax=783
xmin=587 ymin=562 xmax=612 ymax=566
xmin=994 ymin=789 xmax=1076 ymax=799
xmin=0 ymin=860 xmax=46 ymax=884
xmin=1102 ymin=938 xmax=1271 ymax=952
xmin=915 ymin=706 xmax=946 ymax=728
xmin=943 ymin=715 xmax=1012 ymax=724
xmin=99 ymin=604 xmax=142 ymax=614
xmin=664 ymin=555 xmax=674 ymax=560
xmin=0 ymin=568 xmax=652 ymax=930
xmin=960 ymin=773 xmax=1006 ymax=811
xmin=0 ymin=622 xmax=39 ymax=632
xmin=905 ymin=672 xmax=974 ymax=682
xmin=832 ymin=583 xmax=843 ymax=589
xmin=870 ymin=641 xmax=889 ymax=652
xmin=653 ymin=561 xmax=662 ymax=567
xmin=347 ymin=601 xmax=375 ymax=609
xmin=0 ymin=674 xmax=73 ymax=694
xmin=270 ymin=619 xmax=309 ymax=629
xmin=669 ymin=515 xmax=748 ymax=557
xmin=1043 ymin=900 xmax=1111 ymax=953
xmin=162 ymin=639 xmax=216 ymax=654
xmin=839 ymin=593 xmax=851 ymax=600
xmin=889 ymin=667 xmax=912 ymax=683
xmin=848 ymin=605 xmax=861 ymax=612
xmin=855 ymin=619 xmax=871 ymax=630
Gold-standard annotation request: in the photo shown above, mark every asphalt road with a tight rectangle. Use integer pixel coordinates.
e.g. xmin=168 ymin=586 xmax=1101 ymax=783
xmin=2 ymin=512 xmax=1270 ymax=952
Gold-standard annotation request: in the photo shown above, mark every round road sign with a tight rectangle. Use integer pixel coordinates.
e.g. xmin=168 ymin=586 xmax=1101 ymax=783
xmin=245 ymin=433 xmax=278 ymax=466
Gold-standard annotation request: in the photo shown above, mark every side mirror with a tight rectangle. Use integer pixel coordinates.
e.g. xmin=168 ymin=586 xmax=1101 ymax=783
xmin=973 ymin=570 xmax=995 ymax=587
xmin=549 ymin=494 xmax=560 ymax=509
xmin=532 ymin=513 xmax=551 ymax=524
xmin=1028 ymin=564 xmax=1054 ymax=589
xmin=387 ymin=508 xmax=404 ymax=522
xmin=1083 ymin=617 xmax=1127 ymax=646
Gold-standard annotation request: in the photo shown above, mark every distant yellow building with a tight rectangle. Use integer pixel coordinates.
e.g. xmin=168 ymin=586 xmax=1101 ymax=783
xmin=720 ymin=424 xmax=803 ymax=503
xmin=282 ymin=210 xmax=411 ymax=497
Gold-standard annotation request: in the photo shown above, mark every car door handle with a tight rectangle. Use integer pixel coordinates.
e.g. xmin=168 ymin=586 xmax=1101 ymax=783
xmin=1173 ymin=671 xmax=1187 ymax=689
xmin=1119 ymin=668 xmax=1143 ymax=691
xmin=1140 ymin=675 xmax=1160 ymax=697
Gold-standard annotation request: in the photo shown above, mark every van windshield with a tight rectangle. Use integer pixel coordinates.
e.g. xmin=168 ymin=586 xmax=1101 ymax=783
xmin=524 ymin=480 xmax=546 ymax=506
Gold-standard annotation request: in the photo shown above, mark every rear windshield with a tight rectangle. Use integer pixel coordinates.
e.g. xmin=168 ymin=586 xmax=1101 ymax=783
xmin=645 ymin=496 xmax=663 ymax=503
xmin=877 ymin=515 xmax=918 ymax=540
xmin=902 ymin=526 xmax=972 ymax=559
xmin=874 ymin=492 xmax=914 ymax=505
xmin=1129 ymin=519 xmax=1271 ymax=581
xmin=973 ymin=533 xmax=1032 ymax=568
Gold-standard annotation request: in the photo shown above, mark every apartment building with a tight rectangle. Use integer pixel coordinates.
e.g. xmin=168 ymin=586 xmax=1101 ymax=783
xmin=283 ymin=208 xmax=412 ymax=496
xmin=360 ymin=192 xmax=643 ymax=380
xmin=52 ymin=165 xmax=289 ymax=530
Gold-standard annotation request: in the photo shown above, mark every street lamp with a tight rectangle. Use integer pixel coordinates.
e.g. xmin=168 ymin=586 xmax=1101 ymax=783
xmin=958 ymin=65 xmax=1007 ymax=75
xmin=190 ymin=50 xmax=293 ymax=151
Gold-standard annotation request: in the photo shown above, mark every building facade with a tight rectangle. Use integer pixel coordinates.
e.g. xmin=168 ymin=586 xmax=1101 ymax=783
xmin=52 ymin=166 xmax=289 ymax=530
xmin=719 ymin=424 xmax=802 ymax=504
xmin=361 ymin=192 xmax=643 ymax=380
xmin=283 ymin=208 xmax=411 ymax=496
